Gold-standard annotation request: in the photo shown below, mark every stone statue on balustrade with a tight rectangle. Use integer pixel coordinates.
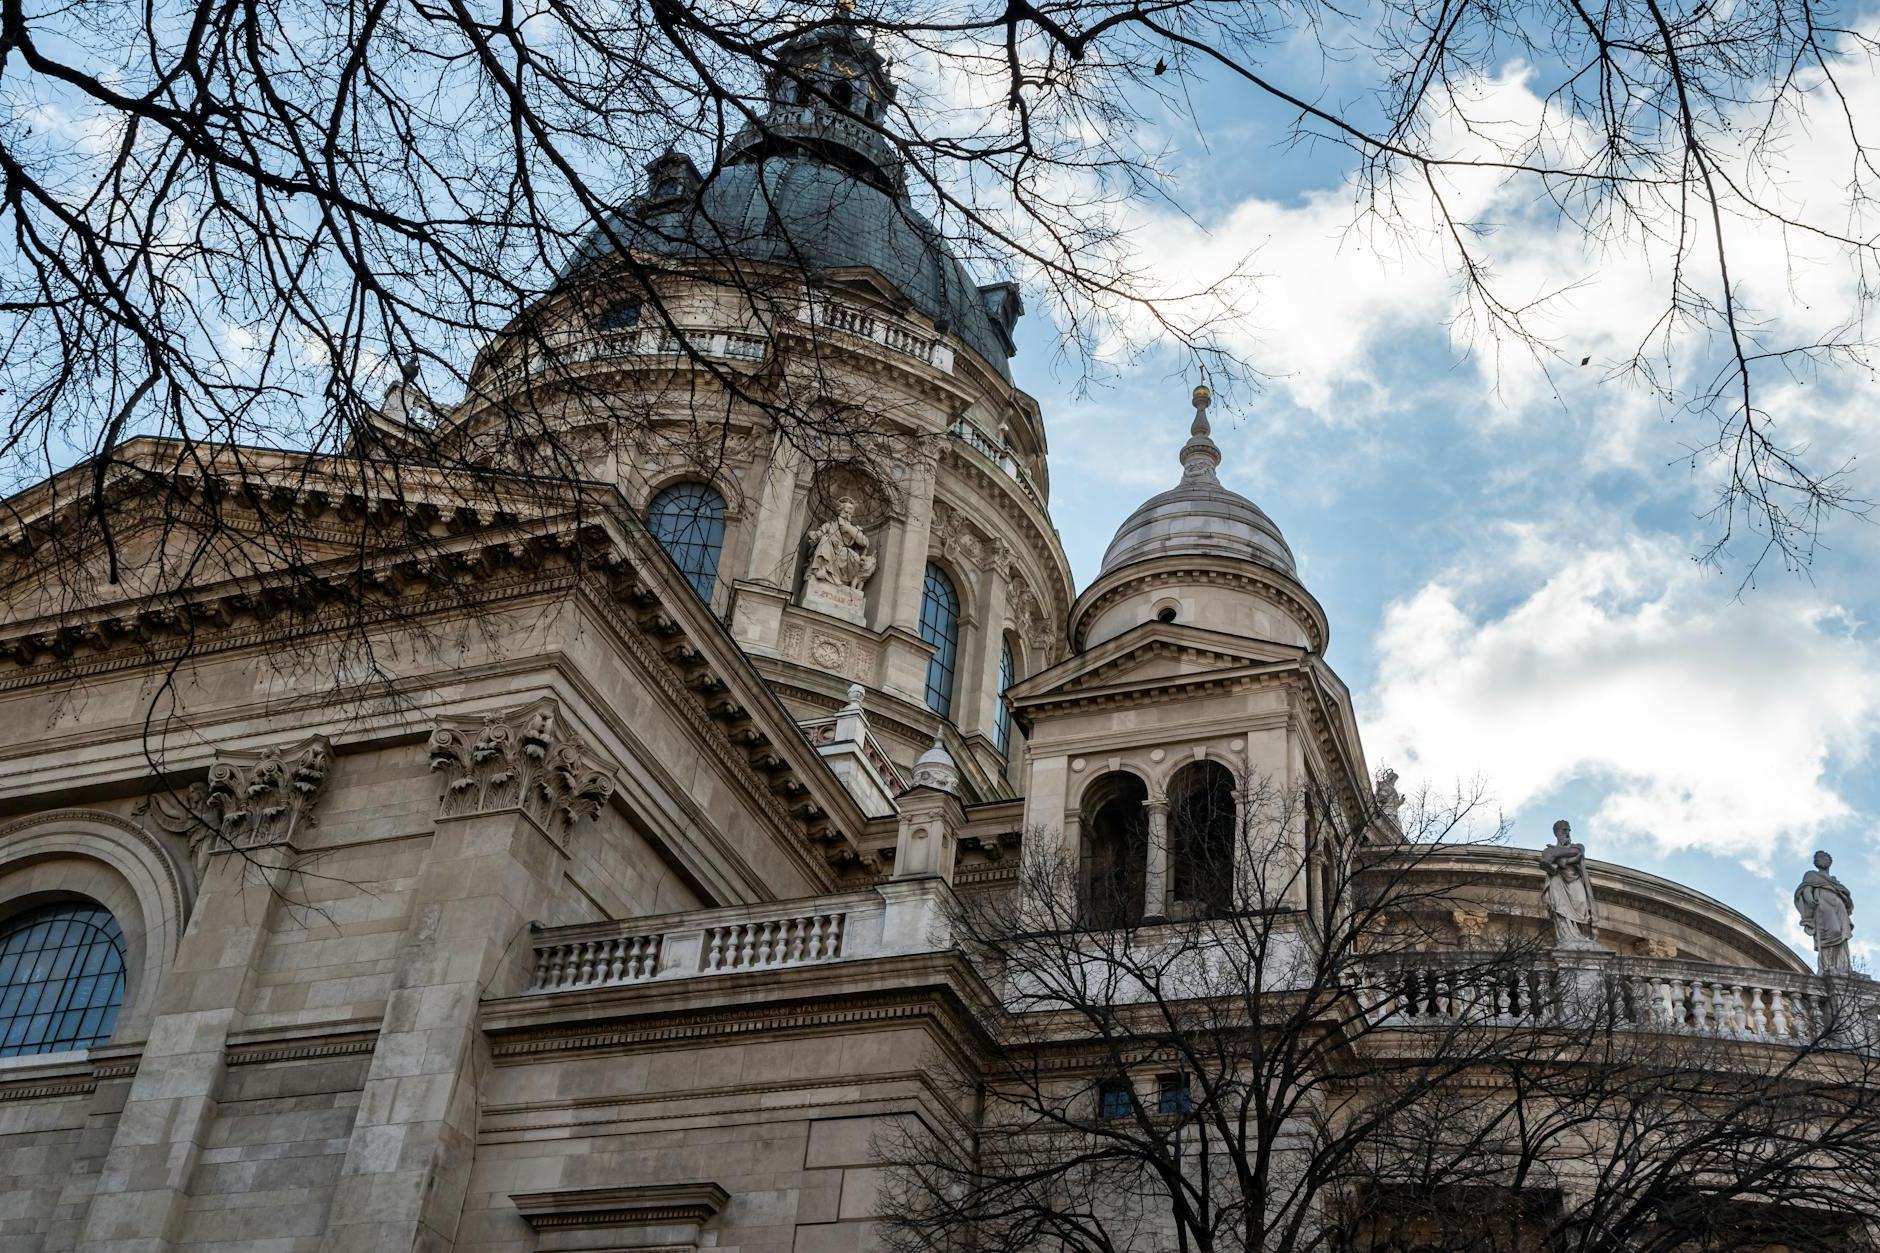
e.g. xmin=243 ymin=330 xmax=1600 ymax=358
xmin=801 ymin=496 xmax=877 ymax=626
xmin=1540 ymin=819 xmax=1603 ymax=951
xmin=1795 ymin=850 xmax=1857 ymax=976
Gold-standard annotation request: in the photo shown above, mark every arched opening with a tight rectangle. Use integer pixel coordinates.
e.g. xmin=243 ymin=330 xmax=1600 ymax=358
xmin=646 ymin=482 xmax=728 ymax=602
xmin=993 ymin=634 xmax=1019 ymax=758
xmin=0 ymin=902 xmax=127 ymax=1056
xmin=919 ymin=563 xmax=961 ymax=717
xmin=1082 ymin=772 xmax=1148 ymax=928
xmin=1168 ymin=761 xmax=1236 ymax=918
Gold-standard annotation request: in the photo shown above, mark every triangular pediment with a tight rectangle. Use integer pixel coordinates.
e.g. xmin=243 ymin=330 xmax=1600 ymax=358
xmin=1008 ymin=620 xmax=1307 ymax=707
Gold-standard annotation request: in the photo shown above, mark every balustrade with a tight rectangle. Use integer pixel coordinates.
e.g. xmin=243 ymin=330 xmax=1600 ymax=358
xmin=1378 ymin=952 xmax=1872 ymax=1049
xmin=526 ymin=890 xmax=888 ymax=994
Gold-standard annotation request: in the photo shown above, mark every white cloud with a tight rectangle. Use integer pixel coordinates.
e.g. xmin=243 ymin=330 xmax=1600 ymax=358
xmin=1363 ymin=526 xmax=1880 ymax=866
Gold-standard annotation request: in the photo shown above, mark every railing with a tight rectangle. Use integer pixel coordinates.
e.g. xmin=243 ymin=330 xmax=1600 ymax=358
xmin=948 ymin=418 xmax=1048 ymax=512
xmin=1379 ymin=953 xmax=1877 ymax=1048
xmin=805 ymin=300 xmax=955 ymax=373
xmin=528 ymin=889 xmax=906 ymax=994
xmin=486 ymin=324 xmax=770 ymax=391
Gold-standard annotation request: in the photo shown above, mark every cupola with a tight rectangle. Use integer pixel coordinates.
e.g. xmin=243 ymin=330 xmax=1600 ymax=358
xmin=1069 ymin=386 xmax=1328 ymax=653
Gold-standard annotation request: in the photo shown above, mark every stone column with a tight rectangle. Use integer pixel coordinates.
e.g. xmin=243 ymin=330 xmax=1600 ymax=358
xmin=878 ymin=457 xmax=939 ymax=704
xmin=78 ymin=854 xmax=292 ymax=1253
xmin=741 ymin=433 xmax=806 ymax=588
xmin=316 ymin=705 xmax=615 ymax=1253
xmin=967 ymin=553 xmax=1013 ymax=746
xmin=1143 ymin=797 xmax=1171 ymax=922
xmin=79 ymin=733 xmax=333 ymax=1253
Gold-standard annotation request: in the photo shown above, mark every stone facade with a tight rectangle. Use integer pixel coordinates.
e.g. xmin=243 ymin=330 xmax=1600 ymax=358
xmin=0 ymin=21 xmax=1870 ymax=1253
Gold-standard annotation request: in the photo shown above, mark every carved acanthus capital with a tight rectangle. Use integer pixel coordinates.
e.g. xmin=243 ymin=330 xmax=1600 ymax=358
xmin=428 ymin=699 xmax=617 ymax=845
xmin=154 ymin=734 xmax=336 ymax=873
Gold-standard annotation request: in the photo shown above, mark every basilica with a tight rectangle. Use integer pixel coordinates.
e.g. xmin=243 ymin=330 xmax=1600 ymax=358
xmin=0 ymin=18 xmax=1872 ymax=1253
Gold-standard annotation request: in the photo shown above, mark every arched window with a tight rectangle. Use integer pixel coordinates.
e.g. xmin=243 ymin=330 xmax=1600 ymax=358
xmin=1169 ymin=761 xmax=1237 ymax=918
xmin=597 ymin=298 xmax=642 ymax=330
xmin=0 ymin=903 xmax=126 ymax=1057
xmin=919 ymin=564 xmax=960 ymax=717
xmin=1082 ymin=772 xmax=1149 ymax=928
xmin=993 ymin=635 xmax=1018 ymax=757
xmin=646 ymin=482 xmax=727 ymax=602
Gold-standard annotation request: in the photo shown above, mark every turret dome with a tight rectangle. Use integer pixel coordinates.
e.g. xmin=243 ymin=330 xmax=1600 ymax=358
xmin=1098 ymin=386 xmax=1296 ymax=577
xmin=1071 ymin=385 xmax=1325 ymax=654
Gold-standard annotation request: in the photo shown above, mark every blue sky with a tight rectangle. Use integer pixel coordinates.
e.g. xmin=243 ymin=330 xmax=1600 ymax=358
xmin=996 ymin=37 xmax=1880 ymax=968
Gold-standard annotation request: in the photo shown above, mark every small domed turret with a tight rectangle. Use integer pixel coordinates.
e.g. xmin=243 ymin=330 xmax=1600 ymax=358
xmin=1099 ymin=385 xmax=1296 ymax=577
xmin=1071 ymin=385 xmax=1327 ymax=653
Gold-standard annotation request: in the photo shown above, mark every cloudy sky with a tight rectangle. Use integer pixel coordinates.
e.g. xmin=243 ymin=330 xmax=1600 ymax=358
xmin=999 ymin=28 xmax=1880 ymax=967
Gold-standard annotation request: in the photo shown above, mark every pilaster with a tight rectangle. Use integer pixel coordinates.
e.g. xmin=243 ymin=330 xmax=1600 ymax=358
xmin=315 ymin=702 xmax=617 ymax=1253
xmin=78 ymin=853 xmax=293 ymax=1253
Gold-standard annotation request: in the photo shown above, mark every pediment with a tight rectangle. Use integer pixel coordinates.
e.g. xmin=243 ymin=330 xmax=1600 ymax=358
xmin=1008 ymin=621 xmax=1306 ymax=707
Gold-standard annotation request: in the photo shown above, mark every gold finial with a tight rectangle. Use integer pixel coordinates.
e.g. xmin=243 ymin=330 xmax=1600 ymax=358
xmin=1191 ymin=382 xmax=1211 ymax=411
xmin=835 ymin=0 xmax=855 ymax=13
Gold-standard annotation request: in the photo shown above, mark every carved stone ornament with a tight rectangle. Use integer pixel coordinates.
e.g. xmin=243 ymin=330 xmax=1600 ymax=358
xmin=144 ymin=735 xmax=335 ymax=879
xmin=427 ymin=699 xmax=617 ymax=845
xmin=801 ymin=496 xmax=877 ymax=626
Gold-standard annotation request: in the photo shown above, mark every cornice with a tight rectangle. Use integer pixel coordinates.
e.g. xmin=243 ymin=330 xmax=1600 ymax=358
xmin=0 ymin=481 xmax=874 ymax=887
xmin=482 ymin=952 xmax=999 ymax=1072
xmin=1069 ymin=557 xmax=1329 ymax=654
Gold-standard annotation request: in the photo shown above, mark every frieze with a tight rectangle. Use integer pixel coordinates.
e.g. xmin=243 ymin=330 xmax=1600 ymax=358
xmin=428 ymin=698 xmax=618 ymax=847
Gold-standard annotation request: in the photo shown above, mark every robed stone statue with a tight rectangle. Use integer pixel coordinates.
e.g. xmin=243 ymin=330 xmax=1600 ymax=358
xmin=1540 ymin=819 xmax=1602 ymax=951
xmin=1795 ymin=850 xmax=1856 ymax=976
xmin=801 ymin=496 xmax=877 ymax=625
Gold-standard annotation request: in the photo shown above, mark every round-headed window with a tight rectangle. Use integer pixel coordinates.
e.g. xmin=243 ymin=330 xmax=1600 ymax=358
xmin=646 ymin=482 xmax=728 ymax=603
xmin=0 ymin=903 xmax=126 ymax=1057
xmin=919 ymin=564 xmax=961 ymax=717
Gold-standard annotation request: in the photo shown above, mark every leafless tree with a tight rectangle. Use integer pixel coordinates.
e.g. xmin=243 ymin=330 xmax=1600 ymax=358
xmin=4 ymin=0 xmax=1879 ymax=591
xmin=878 ymin=768 xmax=1880 ymax=1252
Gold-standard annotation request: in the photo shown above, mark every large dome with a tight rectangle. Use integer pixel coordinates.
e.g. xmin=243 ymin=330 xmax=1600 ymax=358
xmin=1099 ymin=387 xmax=1296 ymax=577
xmin=574 ymin=156 xmax=1014 ymax=379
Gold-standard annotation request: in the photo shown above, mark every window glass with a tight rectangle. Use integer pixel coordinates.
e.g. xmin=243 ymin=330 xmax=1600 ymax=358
xmin=597 ymin=298 xmax=642 ymax=330
xmin=993 ymin=636 xmax=1017 ymax=756
xmin=0 ymin=904 xmax=125 ymax=1057
xmin=919 ymin=564 xmax=960 ymax=717
xmin=1157 ymin=1073 xmax=1192 ymax=1115
xmin=646 ymin=483 xmax=728 ymax=602
xmin=1098 ymin=1078 xmax=1134 ymax=1120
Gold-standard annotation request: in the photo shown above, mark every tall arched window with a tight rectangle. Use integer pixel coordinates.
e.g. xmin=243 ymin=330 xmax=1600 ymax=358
xmin=993 ymin=635 xmax=1018 ymax=757
xmin=646 ymin=482 xmax=727 ymax=602
xmin=1082 ymin=772 xmax=1149 ymax=928
xmin=1169 ymin=761 xmax=1237 ymax=918
xmin=0 ymin=903 xmax=126 ymax=1057
xmin=919 ymin=563 xmax=960 ymax=717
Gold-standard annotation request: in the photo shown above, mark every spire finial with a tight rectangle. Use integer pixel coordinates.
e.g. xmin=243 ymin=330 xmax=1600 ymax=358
xmin=1178 ymin=382 xmax=1222 ymax=485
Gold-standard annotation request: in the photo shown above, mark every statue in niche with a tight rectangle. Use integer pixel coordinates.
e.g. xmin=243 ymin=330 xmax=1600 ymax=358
xmin=1795 ymin=850 xmax=1856 ymax=976
xmin=801 ymin=495 xmax=876 ymax=625
xmin=1539 ymin=819 xmax=1602 ymax=951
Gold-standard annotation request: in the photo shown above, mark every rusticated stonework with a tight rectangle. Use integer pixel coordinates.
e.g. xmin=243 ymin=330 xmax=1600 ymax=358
xmin=427 ymin=698 xmax=618 ymax=846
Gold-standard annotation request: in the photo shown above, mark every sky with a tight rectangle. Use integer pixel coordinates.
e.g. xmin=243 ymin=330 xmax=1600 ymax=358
xmin=996 ymin=27 xmax=1880 ymax=970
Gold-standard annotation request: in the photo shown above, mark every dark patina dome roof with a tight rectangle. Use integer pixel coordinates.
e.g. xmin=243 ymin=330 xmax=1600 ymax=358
xmin=575 ymin=157 xmax=1015 ymax=379
xmin=570 ymin=23 xmax=1019 ymax=379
